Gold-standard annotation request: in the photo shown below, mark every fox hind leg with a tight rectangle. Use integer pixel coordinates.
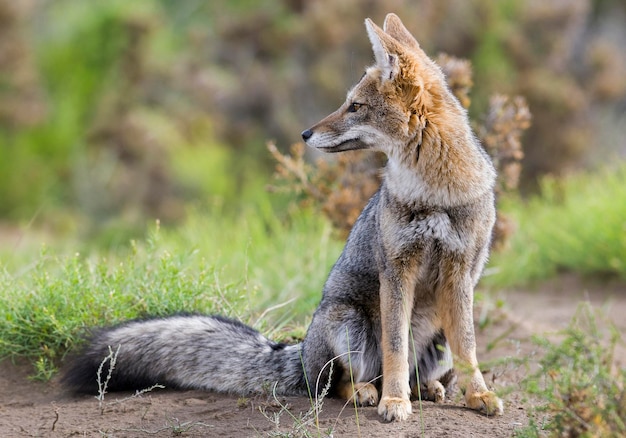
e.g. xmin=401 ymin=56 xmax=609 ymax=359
xmin=330 ymin=314 xmax=381 ymax=407
xmin=303 ymin=304 xmax=382 ymax=406
xmin=413 ymin=380 xmax=446 ymax=403
xmin=336 ymin=378 xmax=379 ymax=406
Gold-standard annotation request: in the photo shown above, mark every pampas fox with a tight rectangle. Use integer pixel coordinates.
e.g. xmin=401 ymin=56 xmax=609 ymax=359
xmin=64 ymin=13 xmax=503 ymax=421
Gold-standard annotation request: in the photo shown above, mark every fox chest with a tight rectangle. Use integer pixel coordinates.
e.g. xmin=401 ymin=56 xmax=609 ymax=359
xmin=379 ymin=208 xmax=467 ymax=261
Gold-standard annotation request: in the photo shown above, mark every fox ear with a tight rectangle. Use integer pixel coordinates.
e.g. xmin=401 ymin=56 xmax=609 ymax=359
xmin=365 ymin=18 xmax=401 ymax=81
xmin=383 ymin=13 xmax=420 ymax=52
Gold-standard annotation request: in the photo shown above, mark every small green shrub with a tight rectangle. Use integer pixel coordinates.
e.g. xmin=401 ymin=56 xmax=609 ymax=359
xmin=0 ymin=224 xmax=245 ymax=375
xmin=516 ymin=304 xmax=625 ymax=437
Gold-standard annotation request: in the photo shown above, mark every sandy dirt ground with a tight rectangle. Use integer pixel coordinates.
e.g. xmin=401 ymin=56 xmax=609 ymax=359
xmin=1 ymin=275 xmax=624 ymax=437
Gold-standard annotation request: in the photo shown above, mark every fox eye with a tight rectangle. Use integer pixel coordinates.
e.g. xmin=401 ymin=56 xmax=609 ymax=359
xmin=347 ymin=102 xmax=363 ymax=113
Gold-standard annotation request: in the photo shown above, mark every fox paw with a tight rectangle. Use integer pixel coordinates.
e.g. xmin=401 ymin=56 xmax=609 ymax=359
xmin=353 ymin=383 xmax=379 ymax=406
xmin=466 ymin=390 xmax=503 ymax=416
xmin=412 ymin=381 xmax=446 ymax=403
xmin=377 ymin=396 xmax=412 ymax=422
xmin=427 ymin=380 xmax=446 ymax=403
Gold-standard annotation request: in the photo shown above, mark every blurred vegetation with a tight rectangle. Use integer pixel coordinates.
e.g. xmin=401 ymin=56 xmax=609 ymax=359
xmin=0 ymin=0 xmax=624 ymax=241
xmin=486 ymin=163 xmax=626 ymax=287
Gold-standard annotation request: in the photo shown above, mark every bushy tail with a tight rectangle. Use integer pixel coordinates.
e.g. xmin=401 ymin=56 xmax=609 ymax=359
xmin=63 ymin=315 xmax=307 ymax=396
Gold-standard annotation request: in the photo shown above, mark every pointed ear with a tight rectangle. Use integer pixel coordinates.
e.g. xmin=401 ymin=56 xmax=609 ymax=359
xmin=383 ymin=13 xmax=420 ymax=52
xmin=365 ymin=18 xmax=401 ymax=81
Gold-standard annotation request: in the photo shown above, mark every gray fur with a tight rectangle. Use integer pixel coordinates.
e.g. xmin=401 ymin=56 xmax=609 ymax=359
xmin=65 ymin=315 xmax=306 ymax=395
xmin=65 ymin=13 xmax=502 ymax=420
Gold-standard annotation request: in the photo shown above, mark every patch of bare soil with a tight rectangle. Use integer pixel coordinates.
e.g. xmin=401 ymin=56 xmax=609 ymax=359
xmin=1 ymin=275 xmax=624 ymax=437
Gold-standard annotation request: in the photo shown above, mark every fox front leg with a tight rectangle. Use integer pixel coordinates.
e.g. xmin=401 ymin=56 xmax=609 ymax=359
xmin=438 ymin=271 xmax=503 ymax=416
xmin=377 ymin=272 xmax=415 ymax=421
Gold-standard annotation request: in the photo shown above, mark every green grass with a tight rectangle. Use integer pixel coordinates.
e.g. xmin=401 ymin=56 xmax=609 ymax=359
xmin=157 ymin=200 xmax=342 ymax=323
xmin=514 ymin=304 xmax=625 ymax=437
xmin=0 ymin=200 xmax=342 ymax=377
xmin=486 ymin=163 xmax=626 ymax=288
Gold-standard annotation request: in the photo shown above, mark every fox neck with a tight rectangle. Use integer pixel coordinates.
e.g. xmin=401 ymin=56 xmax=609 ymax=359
xmin=383 ymin=104 xmax=495 ymax=208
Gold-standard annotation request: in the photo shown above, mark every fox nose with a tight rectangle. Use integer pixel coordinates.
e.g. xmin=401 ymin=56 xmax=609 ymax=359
xmin=301 ymin=129 xmax=313 ymax=141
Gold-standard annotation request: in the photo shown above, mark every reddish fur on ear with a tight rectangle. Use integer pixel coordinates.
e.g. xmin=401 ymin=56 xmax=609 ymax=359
xmin=379 ymin=13 xmax=442 ymax=78
xmin=383 ymin=13 xmax=420 ymax=52
xmin=366 ymin=17 xmax=421 ymax=93
xmin=365 ymin=18 xmax=403 ymax=80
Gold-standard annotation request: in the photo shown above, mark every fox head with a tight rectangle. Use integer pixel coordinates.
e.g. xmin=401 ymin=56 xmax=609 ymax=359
xmin=301 ymin=13 xmax=464 ymax=165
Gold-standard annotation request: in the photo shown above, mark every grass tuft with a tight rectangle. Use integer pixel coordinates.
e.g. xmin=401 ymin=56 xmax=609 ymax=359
xmin=515 ymin=303 xmax=625 ymax=437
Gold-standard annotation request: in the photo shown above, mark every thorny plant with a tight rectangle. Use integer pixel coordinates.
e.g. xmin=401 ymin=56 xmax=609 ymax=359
xmin=517 ymin=303 xmax=625 ymax=438
xmin=259 ymin=360 xmax=334 ymax=438
xmin=95 ymin=344 xmax=164 ymax=415
xmin=99 ymin=417 xmax=214 ymax=437
xmin=96 ymin=345 xmax=121 ymax=414
xmin=260 ymin=351 xmax=388 ymax=438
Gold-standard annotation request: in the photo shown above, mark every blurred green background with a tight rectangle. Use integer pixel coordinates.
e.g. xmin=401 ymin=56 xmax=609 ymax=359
xmin=1 ymin=0 xmax=625 ymax=244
